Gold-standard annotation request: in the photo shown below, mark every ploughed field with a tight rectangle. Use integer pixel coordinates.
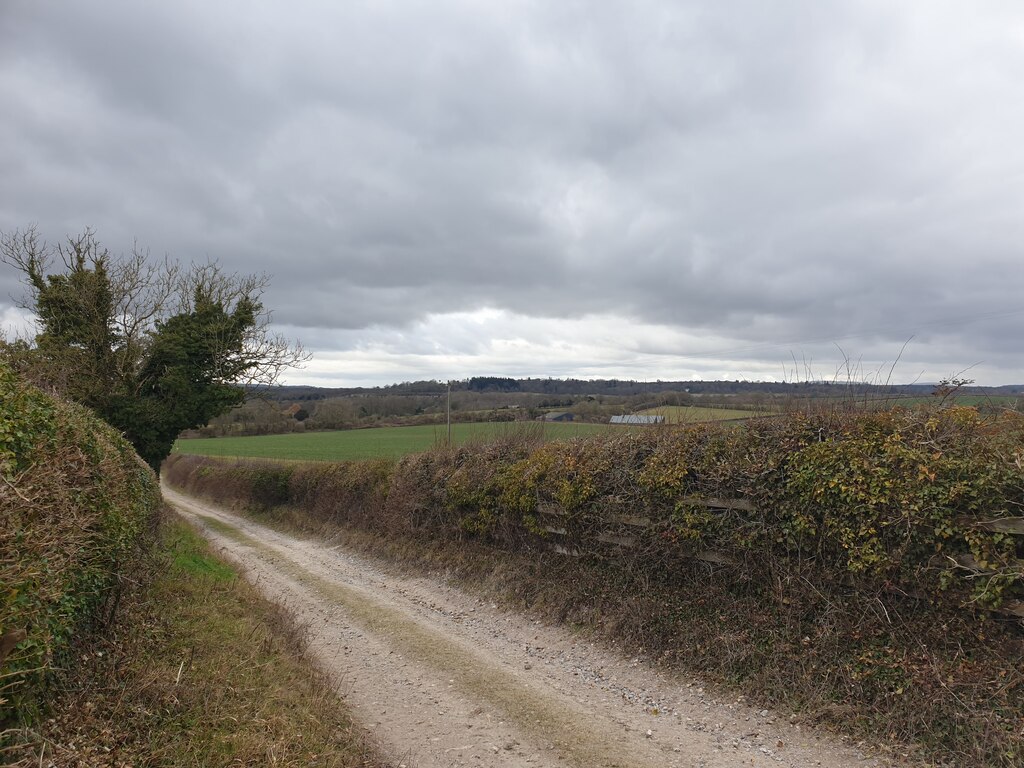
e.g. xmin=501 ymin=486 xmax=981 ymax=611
xmin=173 ymin=422 xmax=615 ymax=461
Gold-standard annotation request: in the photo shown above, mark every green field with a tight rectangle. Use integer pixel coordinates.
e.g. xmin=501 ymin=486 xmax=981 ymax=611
xmin=883 ymin=394 xmax=1022 ymax=408
xmin=173 ymin=422 xmax=615 ymax=462
xmin=636 ymin=405 xmax=766 ymax=423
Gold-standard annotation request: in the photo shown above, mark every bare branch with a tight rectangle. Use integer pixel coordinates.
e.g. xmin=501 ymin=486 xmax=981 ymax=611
xmin=0 ymin=226 xmax=50 ymax=306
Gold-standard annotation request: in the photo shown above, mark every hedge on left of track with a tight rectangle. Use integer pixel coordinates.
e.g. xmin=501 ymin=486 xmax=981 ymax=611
xmin=0 ymin=360 xmax=161 ymax=729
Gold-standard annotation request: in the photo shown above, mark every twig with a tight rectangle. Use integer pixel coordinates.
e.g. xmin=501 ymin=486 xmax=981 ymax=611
xmin=876 ymin=597 xmax=892 ymax=625
xmin=1 ymin=474 xmax=33 ymax=504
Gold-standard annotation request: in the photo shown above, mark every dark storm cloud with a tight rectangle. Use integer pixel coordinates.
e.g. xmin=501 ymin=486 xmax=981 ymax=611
xmin=3 ymin=0 xmax=1024 ymax=383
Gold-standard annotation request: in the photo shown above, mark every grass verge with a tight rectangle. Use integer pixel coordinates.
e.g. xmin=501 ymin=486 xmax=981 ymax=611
xmin=2 ymin=512 xmax=381 ymax=768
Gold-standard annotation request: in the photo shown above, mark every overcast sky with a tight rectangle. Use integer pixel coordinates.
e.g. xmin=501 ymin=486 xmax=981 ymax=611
xmin=3 ymin=1 xmax=1024 ymax=387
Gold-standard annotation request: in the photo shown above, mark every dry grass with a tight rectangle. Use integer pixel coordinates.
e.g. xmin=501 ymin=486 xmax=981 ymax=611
xmin=2 ymin=512 xmax=382 ymax=768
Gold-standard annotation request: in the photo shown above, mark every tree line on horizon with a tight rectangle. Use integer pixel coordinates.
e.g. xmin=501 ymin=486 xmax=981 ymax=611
xmin=253 ymin=375 xmax=1024 ymax=402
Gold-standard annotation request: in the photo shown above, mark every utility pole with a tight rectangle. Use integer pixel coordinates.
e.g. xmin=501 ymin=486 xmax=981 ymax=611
xmin=447 ymin=380 xmax=451 ymax=445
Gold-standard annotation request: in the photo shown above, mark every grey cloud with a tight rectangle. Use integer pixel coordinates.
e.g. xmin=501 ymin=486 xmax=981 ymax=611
xmin=3 ymin=1 xmax=1024 ymax=382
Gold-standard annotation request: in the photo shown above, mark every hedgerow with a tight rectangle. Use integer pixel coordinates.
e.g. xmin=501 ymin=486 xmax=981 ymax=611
xmin=0 ymin=362 xmax=161 ymax=730
xmin=165 ymin=404 xmax=1024 ymax=765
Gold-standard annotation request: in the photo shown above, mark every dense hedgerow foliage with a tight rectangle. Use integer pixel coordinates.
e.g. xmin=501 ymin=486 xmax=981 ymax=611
xmin=165 ymin=406 xmax=1024 ymax=611
xmin=165 ymin=406 xmax=1024 ymax=765
xmin=0 ymin=362 xmax=161 ymax=728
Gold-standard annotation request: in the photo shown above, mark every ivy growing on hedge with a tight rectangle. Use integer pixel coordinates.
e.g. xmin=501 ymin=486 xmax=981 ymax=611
xmin=167 ymin=406 xmax=1024 ymax=612
xmin=1 ymin=362 xmax=161 ymax=729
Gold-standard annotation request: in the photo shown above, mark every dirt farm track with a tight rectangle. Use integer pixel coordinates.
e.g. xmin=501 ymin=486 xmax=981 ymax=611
xmin=164 ymin=484 xmax=895 ymax=768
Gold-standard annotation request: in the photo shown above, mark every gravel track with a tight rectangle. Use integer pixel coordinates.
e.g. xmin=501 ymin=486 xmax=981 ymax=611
xmin=163 ymin=484 xmax=894 ymax=768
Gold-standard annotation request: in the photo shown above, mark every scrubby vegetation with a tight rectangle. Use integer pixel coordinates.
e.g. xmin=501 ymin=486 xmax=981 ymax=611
xmin=0 ymin=361 xmax=160 ymax=732
xmin=166 ymin=404 xmax=1024 ymax=766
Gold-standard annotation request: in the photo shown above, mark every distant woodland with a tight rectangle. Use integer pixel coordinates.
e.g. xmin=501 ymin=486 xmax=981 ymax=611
xmin=192 ymin=377 xmax=1024 ymax=438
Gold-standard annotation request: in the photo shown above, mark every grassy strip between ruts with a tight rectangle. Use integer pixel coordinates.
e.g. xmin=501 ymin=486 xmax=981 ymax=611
xmin=2 ymin=513 xmax=382 ymax=768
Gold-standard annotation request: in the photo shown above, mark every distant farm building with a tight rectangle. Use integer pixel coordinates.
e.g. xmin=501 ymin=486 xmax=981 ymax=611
xmin=610 ymin=414 xmax=665 ymax=425
xmin=543 ymin=412 xmax=575 ymax=422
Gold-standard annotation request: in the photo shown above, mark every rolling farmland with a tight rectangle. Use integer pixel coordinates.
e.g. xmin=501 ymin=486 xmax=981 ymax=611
xmin=636 ymin=405 xmax=766 ymax=423
xmin=173 ymin=421 xmax=614 ymax=461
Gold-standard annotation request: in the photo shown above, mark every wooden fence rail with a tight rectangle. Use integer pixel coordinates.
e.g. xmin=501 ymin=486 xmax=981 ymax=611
xmin=533 ymin=495 xmax=1024 ymax=620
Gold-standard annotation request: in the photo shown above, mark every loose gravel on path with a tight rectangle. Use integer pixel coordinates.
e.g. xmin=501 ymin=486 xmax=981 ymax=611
xmin=163 ymin=484 xmax=895 ymax=768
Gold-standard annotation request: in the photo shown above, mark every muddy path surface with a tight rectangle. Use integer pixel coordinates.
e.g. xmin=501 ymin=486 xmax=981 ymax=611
xmin=163 ymin=484 xmax=894 ymax=768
